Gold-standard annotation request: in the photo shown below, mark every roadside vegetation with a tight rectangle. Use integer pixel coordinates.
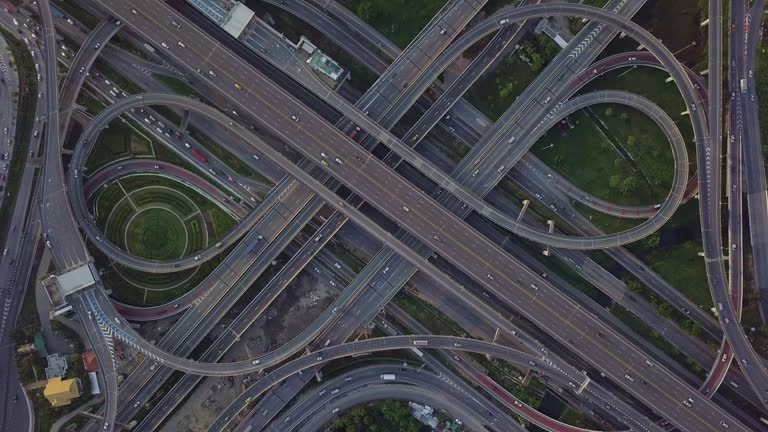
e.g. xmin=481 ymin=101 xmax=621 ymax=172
xmin=92 ymin=175 xmax=235 ymax=305
xmin=328 ymin=400 xmax=425 ymax=432
xmin=466 ymin=35 xmax=560 ymax=121
xmin=338 ymin=0 xmax=447 ymax=49
xmin=0 ymin=28 xmax=37 ymax=252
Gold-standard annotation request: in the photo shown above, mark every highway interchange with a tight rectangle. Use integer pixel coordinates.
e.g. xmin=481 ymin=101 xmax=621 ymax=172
xmin=1 ymin=0 xmax=768 ymax=431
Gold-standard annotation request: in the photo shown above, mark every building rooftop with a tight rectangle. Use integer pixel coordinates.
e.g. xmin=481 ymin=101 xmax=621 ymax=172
xmin=45 ymin=353 xmax=68 ymax=379
xmin=44 ymin=377 xmax=80 ymax=407
xmin=82 ymin=350 xmax=98 ymax=372
xmin=307 ymin=50 xmax=344 ymax=81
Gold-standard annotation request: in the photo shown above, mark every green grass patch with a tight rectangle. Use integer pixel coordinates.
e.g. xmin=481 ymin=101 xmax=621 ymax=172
xmin=581 ymin=67 xmax=695 ymax=155
xmin=645 ymin=241 xmax=711 ymax=309
xmin=93 ymin=183 xmax=125 ymax=226
xmin=155 ymin=74 xmax=203 ymax=99
xmin=532 ymin=110 xmax=663 ymax=206
xmin=84 ymin=118 xmax=153 ymax=171
xmin=77 ymin=87 xmax=108 ymax=115
xmin=53 ymin=0 xmax=100 ymax=28
xmin=125 ymin=207 xmax=190 ymax=260
xmin=338 ymin=0 xmax=447 ymax=49
xmin=208 ymin=207 xmax=235 ymax=238
xmin=559 ymin=407 xmax=603 ymax=429
xmin=188 ymin=126 xmax=269 ymax=183
xmin=393 ymin=293 xmax=464 ymax=336
xmin=130 ymin=187 xmax=196 ymax=216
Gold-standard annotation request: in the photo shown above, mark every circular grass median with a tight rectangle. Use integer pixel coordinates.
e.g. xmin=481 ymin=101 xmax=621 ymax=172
xmin=125 ymin=207 xmax=188 ymax=260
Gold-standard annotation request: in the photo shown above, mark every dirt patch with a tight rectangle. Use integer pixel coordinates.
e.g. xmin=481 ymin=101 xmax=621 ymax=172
xmin=160 ymin=272 xmax=337 ymax=431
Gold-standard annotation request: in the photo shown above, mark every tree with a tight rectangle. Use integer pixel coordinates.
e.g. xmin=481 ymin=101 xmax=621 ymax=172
xmin=356 ymin=1 xmax=375 ymax=21
xmin=641 ymin=231 xmax=661 ymax=249
xmin=620 ymin=176 xmax=639 ymax=194
xmin=609 ymin=175 xmax=624 ymax=190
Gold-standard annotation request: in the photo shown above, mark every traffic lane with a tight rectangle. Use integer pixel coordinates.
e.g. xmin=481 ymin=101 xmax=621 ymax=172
xmin=294 ymin=385 xmax=490 ymax=432
xmin=135 ymin=212 xmax=349 ymax=430
xmin=87 ymin=93 xmax=733 ymax=432
xmin=82 ymin=160 xmax=247 ymax=218
xmin=91 ymin=2 xmax=732 ymax=428
xmin=103 ymin=188 xmax=321 ymax=424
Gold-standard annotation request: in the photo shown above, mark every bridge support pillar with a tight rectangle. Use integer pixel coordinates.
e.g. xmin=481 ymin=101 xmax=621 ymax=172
xmin=315 ymin=370 xmax=323 ymax=383
xmin=701 ymin=18 xmax=710 ymax=26
xmin=517 ymin=200 xmax=530 ymax=221
xmin=180 ymin=109 xmax=191 ymax=133
xmin=665 ymin=76 xmax=675 ymax=83
xmin=576 ymin=376 xmax=591 ymax=394
xmin=492 ymin=327 xmax=500 ymax=344
xmin=636 ymin=44 xmax=645 ymax=51
xmin=681 ymin=110 xmax=690 ymax=116
xmin=522 ymin=369 xmax=533 ymax=385
xmin=542 ymin=220 xmax=555 ymax=256
xmin=619 ymin=31 xmax=626 ymax=38
xmin=700 ymin=69 xmax=709 ymax=76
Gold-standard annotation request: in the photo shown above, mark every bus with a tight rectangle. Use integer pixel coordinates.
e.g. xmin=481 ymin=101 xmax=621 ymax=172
xmin=741 ymin=78 xmax=748 ymax=93
xmin=380 ymin=374 xmax=396 ymax=380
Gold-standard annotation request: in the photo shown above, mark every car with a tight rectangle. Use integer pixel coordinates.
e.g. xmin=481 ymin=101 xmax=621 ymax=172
xmin=234 ymin=83 xmax=242 ymax=90
xmin=440 ymin=28 xmax=446 ymax=35
xmin=628 ymin=56 xmax=637 ymax=61
xmin=93 ymin=42 xmax=101 ymax=49
xmin=513 ymin=400 xmax=522 ymax=407
xmin=720 ymin=421 xmax=729 ymax=429
xmin=194 ymin=255 xmax=201 ymax=260
xmin=499 ymin=19 xmax=509 ymax=24
xmin=252 ymin=359 xmax=260 ymax=365
xmin=402 ymin=206 xmax=410 ymax=212
xmin=496 ymin=165 xmax=505 ymax=173
xmin=177 ymin=41 xmax=186 ymax=48
xmin=334 ymin=158 xmax=343 ymax=165
xmin=33 ymin=130 xmax=39 ymax=138
xmin=78 ymin=67 xmax=85 ymax=74
xmin=184 ymin=142 xmax=191 ymax=148
xmin=332 ymin=408 xmax=339 ymax=414
xmin=732 ymin=243 xmax=737 ymax=250
xmin=171 ymin=20 xmax=181 ymax=29
xmin=208 ymin=70 xmax=216 ymax=77
xmin=291 ymin=115 xmax=299 ymax=122
xmin=115 ymin=20 xmax=121 ymax=25
xmin=161 ymin=42 xmax=169 ymax=49
xmin=2 ymin=128 xmax=6 ymax=135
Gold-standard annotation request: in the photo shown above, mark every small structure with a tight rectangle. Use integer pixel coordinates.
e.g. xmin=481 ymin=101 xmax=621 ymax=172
xmin=43 ymin=377 xmax=80 ymax=407
xmin=88 ymin=371 xmax=101 ymax=395
xmin=43 ymin=263 xmax=100 ymax=316
xmin=307 ymin=50 xmax=344 ymax=81
xmin=82 ymin=350 xmax=98 ymax=372
xmin=409 ymin=402 xmax=439 ymax=429
xmin=189 ymin=0 xmax=254 ymax=37
xmin=45 ymin=353 xmax=68 ymax=379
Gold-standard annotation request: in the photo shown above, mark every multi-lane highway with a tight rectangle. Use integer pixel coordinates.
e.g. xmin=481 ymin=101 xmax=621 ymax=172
xmin=72 ymin=0 xmax=760 ymax=428
xmin=75 ymin=91 xmax=746 ymax=432
xmin=6 ymin=1 xmax=768 ymax=431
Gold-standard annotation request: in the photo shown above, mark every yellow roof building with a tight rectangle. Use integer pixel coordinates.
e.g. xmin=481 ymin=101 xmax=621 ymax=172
xmin=43 ymin=377 xmax=80 ymax=407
